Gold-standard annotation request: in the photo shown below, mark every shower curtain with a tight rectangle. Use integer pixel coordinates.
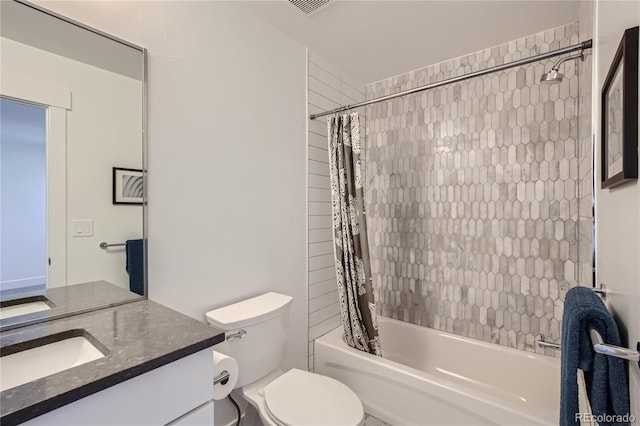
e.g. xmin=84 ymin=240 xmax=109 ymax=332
xmin=327 ymin=112 xmax=382 ymax=356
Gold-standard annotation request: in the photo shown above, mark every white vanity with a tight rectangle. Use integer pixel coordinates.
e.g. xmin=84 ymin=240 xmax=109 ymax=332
xmin=1 ymin=299 xmax=223 ymax=425
xmin=22 ymin=350 xmax=213 ymax=426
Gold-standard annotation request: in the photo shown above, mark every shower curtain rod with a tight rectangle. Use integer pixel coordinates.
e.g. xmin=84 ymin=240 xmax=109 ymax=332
xmin=309 ymin=40 xmax=592 ymax=120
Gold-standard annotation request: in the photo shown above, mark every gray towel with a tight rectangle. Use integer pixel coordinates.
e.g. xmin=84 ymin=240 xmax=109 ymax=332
xmin=560 ymin=286 xmax=629 ymax=425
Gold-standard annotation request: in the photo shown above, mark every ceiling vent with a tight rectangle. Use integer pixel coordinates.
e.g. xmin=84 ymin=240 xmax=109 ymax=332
xmin=287 ymin=0 xmax=333 ymax=15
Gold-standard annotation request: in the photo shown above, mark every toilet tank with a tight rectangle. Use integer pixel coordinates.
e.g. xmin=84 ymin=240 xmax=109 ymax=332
xmin=206 ymin=292 xmax=292 ymax=388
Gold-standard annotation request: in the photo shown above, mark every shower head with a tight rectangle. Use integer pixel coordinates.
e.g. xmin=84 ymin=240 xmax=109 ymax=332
xmin=539 ymin=52 xmax=584 ymax=84
xmin=540 ymin=68 xmax=564 ymax=84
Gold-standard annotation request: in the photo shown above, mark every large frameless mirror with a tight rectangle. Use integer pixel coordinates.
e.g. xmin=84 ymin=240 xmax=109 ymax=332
xmin=0 ymin=0 xmax=146 ymax=329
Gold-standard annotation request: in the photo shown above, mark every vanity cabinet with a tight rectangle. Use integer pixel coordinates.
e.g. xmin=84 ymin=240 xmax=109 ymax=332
xmin=23 ymin=349 xmax=213 ymax=426
xmin=1 ymin=300 xmax=223 ymax=426
xmin=170 ymin=401 xmax=215 ymax=425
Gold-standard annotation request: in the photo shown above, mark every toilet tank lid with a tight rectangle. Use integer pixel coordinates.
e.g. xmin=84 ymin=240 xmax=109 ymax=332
xmin=205 ymin=292 xmax=293 ymax=330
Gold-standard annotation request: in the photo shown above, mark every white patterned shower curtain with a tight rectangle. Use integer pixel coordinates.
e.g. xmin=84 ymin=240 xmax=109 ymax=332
xmin=327 ymin=112 xmax=382 ymax=356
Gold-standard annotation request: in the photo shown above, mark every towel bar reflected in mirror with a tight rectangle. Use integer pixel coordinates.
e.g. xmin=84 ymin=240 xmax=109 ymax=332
xmin=99 ymin=242 xmax=126 ymax=249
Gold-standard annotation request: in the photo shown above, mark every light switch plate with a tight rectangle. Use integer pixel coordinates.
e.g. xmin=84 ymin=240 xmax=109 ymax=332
xmin=72 ymin=220 xmax=93 ymax=237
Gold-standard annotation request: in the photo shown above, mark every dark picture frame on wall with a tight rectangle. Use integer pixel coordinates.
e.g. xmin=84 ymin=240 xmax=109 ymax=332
xmin=113 ymin=167 xmax=144 ymax=205
xmin=601 ymin=26 xmax=638 ymax=189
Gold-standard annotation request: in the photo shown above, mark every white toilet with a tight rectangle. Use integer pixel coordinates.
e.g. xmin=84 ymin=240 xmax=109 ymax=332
xmin=206 ymin=292 xmax=364 ymax=426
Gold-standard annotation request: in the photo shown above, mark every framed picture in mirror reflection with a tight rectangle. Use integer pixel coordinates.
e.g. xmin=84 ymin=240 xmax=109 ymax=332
xmin=601 ymin=26 xmax=638 ymax=189
xmin=113 ymin=167 xmax=143 ymax=205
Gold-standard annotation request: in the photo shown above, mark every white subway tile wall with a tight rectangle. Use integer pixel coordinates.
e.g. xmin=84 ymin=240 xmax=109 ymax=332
xmin=307 ymin=51 xmax=366 ymax=371
xmin=364 ymin=23 xmax=591 ymax=355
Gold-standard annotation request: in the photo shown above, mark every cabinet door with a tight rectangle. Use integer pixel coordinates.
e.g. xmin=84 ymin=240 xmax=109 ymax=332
xmin=169 ymin=401 xmax=214 ymax=425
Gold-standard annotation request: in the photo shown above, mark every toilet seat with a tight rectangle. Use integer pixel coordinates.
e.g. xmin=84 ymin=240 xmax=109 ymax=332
xmin=262 ymin=369 xmax=363 ymax=426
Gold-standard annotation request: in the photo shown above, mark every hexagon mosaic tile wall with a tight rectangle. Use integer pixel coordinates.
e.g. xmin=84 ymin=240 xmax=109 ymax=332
xmin=363 ymin=23 xmax=591 ymax=356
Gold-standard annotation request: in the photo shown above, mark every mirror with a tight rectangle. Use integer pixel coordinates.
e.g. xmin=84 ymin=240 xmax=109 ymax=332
xmin=0 ymin=0 xmax=146 ymax=328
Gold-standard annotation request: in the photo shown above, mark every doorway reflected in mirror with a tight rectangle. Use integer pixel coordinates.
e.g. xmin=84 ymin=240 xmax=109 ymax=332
xmin=0 ymin=98 xmax=47 ymax=297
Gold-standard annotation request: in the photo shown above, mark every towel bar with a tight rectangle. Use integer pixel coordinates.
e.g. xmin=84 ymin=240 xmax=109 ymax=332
xmin=99 ymin=242 xmax=126 ymax=249
xmin=537 ymin=284 xmax=640 ymax=367
xmin=591 ymin=283 xmax=606 ymax=298
xmin=538 ymin=288 xmax=603 ymax=352
xmin=589 ymin=330 xmax=640 ymax=364
xmin=537 ymin=332 xmax=640 ymax=366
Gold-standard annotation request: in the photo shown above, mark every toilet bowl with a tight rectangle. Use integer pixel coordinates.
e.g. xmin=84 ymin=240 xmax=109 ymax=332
xmin=206 ymin=293 xmax=363 ymax=426
xmin=242 ymin=368 xmax=363 ymax=426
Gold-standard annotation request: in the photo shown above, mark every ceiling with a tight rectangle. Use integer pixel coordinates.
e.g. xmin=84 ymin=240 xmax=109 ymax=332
xmin=245 ymin=0 xmax=580 ymax=84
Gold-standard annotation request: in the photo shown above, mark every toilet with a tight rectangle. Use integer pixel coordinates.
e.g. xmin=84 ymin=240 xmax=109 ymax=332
xmin=206 ymin=292 xmax=364 ymax=426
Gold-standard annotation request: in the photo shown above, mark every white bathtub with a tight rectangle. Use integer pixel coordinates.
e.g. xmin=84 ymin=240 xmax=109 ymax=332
xmin=315 ymin=317 xmax=560 ymax=425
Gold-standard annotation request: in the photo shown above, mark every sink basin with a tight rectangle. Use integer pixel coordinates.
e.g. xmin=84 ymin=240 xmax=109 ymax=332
xmin=0 ymin=332 xmax=105 ymax=391
xmin=0 ymin=296 xmax=53 ymax=320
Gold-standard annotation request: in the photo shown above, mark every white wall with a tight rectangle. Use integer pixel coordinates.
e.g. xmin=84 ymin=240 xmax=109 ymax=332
xmin=306 ymin=50 xmax=366 ymax=371
xmin=1 ymin=37 xmax=143 ymax=289
xmin=0 ymin=105 xmax=47 ymax=289
xmin=592 ymin=0 xmax=640 ymax=417
xmin=33 ymin=1 xmax=309 ymax=372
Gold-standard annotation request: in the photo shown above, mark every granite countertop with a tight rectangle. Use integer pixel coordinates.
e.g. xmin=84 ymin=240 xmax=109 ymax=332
xmin=0 ymin=300 xmax=225 ymax=425
xmin=0 ymin=281 xmax=143 ymax=331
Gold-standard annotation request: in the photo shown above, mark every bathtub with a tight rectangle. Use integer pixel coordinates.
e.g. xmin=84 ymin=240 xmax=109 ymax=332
xmin=314 ymin=317 xmax=560 ymax=425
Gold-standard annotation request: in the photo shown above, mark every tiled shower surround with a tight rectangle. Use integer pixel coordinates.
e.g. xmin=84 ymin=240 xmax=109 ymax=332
xmin=364 ymin=23 xmax=591 ymax=354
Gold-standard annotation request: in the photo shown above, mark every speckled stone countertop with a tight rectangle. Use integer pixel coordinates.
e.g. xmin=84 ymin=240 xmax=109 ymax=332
xmin=0 ymin=281 xmax=143 ymax=331
xmin=0 ymin=300 xmax=224 ymax=425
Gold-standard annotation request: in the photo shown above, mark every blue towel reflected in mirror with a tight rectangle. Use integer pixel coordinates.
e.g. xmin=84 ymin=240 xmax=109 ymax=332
xmin=125 ymin=239 xmax=144 ymax=296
